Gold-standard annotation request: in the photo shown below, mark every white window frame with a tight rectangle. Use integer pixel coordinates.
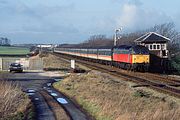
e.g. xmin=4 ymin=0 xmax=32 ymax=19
xmin=149 ymin=44 xmax=153 ymax=50
xmin=153 ymin=44 xmax=156 ymax=50
xmin=156 ymin=44 xmax=160 ymax=50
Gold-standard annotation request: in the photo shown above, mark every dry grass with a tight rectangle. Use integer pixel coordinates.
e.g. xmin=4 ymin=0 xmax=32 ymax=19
xmin=42 ymin=53 xmax=70 ymax=70
xmin=54 ymin=71 xmax=180 ymax=120
xmin=0 ymin=81 xmax=30 ymax=119
xmin=41 ymin=53 xmax=90 ymax=72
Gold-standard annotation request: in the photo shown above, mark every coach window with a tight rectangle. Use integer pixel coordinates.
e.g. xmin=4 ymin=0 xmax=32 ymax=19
xmin=103 ymin=51 xmax=105 ymax=55
xmin=102 ymin=51 xmax=104 ymax=55
xmin=102 ymin=51 xmax=105 ymax=55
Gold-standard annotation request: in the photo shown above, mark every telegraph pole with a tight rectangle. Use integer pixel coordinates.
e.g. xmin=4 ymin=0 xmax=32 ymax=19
xmin=114 ymin=27 xmax=122 ymax=46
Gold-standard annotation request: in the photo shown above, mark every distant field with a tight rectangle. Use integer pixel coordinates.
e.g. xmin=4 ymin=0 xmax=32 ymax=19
xmin=0 ymin=46 xmax=29 ymax=55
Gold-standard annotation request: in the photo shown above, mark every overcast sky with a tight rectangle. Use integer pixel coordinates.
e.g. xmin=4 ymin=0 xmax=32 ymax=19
xmin=0 ymin=0 xmax=180 ymax=44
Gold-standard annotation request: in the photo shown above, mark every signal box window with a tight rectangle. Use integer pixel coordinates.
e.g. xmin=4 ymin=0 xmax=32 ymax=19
xmin=149 ymin=45 xmax=152 ymax=50
xmin=161 ymin=44 xmax=165 ymax=50
xmin=157 ymin=45 xmax=160 ymax=50
xmin=162 ymin=50 xmax=167 ymax=56
xmin=153 ymin=45 xmax=156 ymax=50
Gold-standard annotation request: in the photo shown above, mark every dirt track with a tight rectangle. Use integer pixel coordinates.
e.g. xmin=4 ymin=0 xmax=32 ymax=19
xmin=7 ymin=71 xmax=90 ymax=120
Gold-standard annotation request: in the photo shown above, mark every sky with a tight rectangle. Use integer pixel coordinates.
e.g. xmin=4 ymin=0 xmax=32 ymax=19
xmin=0 ymin=0 xmax=180 ymax=44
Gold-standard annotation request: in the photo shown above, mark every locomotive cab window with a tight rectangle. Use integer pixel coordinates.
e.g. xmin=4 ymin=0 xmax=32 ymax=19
xmin=133 ymin=45 xmax=149 ymax=54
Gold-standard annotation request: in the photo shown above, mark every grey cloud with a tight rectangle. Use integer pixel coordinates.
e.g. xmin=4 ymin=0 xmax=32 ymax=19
xmin=0 ymin=0 xmax=40 ymax=23
xmin=116 ymin=1 xmax=172 ymax=32
xmin=0 ymin=0 xmax=78 ymax=35
xmin=0 ymin=0 xmax=178 ymax=44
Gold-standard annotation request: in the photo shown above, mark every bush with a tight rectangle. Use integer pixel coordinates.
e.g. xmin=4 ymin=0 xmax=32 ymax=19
xmin=133 ymin=90 xmax=151 ymax=98
xmin=171 ymin=55 xmax=180 ymax=74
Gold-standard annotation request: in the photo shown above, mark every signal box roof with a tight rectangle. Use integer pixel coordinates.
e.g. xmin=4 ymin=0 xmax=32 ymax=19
xmin=134 ymin=32 xmax=170 ymax=43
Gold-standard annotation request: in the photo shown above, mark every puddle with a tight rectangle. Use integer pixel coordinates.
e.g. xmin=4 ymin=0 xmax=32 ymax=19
xmin=57 ymin=98 xmax=68 ymax=104
xmin=47 ymin=90 xmax=53 ymax=93
xmin=27 ymin=93 xmax=35 ymax=96
xmin=51 ymin=93 xmax=58 ymax=97
xmin=28 ymin=89 xmax=36 ymax=93
xmin=54 ymin=79 xmax=63 ymax=82
xmin=47 ymin=83 xmax=52 ymax=86
xmin=77 ymin=73 xmax=81 ymax=76
xmin=35 ymin=98 xmax=39 ymax=100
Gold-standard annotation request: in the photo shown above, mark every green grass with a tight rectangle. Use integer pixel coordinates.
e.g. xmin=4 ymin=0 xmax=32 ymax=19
xmin=0 ymin=46 xmax=29 ymax=55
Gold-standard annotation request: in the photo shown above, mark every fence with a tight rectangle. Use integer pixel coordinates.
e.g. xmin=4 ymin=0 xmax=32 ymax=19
xmin=0 ymin=57 xmax=43 ymax=71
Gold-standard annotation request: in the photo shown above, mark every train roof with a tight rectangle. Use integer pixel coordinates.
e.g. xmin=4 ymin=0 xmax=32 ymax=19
xmin=113 ymin=45 xmax=149 ymax=52
xmin=113 ymin=45 xmax=132 ymax=50
xmin=57 ymin=45 xmax=148 ymax=50
xmin=56 ymin=46 xmax=112 ymax=49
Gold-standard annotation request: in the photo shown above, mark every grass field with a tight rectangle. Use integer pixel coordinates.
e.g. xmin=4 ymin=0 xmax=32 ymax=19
xmin=43 ymin=54 xmax=180 ymax=120
xmin=0 ymin=46 xmax=29 ymax=55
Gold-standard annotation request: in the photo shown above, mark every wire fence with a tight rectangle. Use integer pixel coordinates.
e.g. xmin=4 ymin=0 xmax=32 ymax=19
xmin=0 ymin=57 xmax=43 ymax=71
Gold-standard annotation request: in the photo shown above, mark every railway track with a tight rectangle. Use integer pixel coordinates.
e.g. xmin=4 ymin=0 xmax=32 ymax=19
xmin=53 ymin=52 xmax=180 ymax=98
xmin=134 ymin=72 xmax=180 ymax=87
xmin=118 ymin=69 xmax=180 ymax=87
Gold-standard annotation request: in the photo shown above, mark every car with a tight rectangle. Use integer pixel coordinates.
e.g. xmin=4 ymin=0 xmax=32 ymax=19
xmin=9 ymin=63 xmax=23 ymax=73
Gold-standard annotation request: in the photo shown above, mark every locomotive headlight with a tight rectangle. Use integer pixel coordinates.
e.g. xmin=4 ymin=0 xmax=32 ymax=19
xmin=146 ymin=58 xmax=149 ymax=62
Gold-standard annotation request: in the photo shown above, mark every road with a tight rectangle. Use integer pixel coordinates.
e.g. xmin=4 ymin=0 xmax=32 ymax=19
xmin=7 ymin=71 xmax=90 ymax=120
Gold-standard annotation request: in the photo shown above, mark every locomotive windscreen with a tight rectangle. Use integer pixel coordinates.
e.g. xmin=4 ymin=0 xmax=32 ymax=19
xmin=132 ymin=45 xmax=149 ymax=54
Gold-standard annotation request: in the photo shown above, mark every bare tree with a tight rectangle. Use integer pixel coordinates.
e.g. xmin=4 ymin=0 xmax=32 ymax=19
xmin=79 ymin=35 xmax=113 ymax=48
xmin=58 ymin=22 xmax=179 ymax=53
xmin=149 ymin=22 xmax=180 ymax=44
xmin=148 ymin=22 xmax=180 ymax=53
xmin=0 ymin=37 xmax=11 ymax=46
